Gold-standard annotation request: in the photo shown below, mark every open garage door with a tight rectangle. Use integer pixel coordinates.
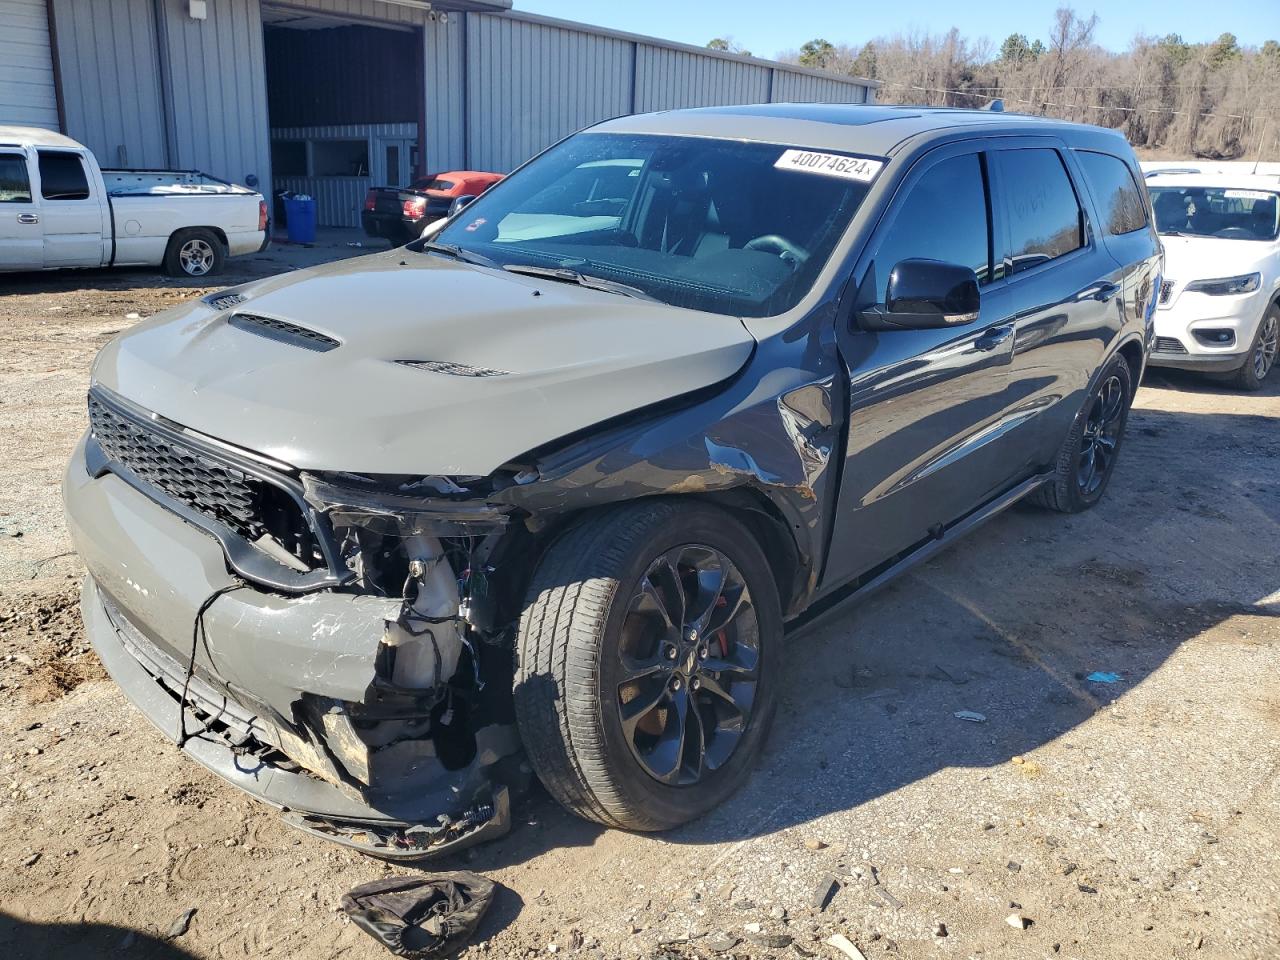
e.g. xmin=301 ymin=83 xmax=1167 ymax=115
xmin=263 ymin=5 xmax=425 ymax=229
xmin=0 ymin=0 xmax=59 ymax=129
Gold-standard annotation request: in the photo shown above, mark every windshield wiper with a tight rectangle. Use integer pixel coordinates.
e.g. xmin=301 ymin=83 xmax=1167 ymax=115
xmin=419 ymin=241 xmax=498 ymax=268
xmin=501 ymin=264 xmax=657 ymax=301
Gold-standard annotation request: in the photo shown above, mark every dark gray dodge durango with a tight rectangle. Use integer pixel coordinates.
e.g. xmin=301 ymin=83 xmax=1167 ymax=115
xmin=64 ymin=104 xmax=1161 ymax=858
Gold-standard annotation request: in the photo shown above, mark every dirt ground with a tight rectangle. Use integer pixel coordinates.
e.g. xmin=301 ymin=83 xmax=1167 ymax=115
xmin=1 ymin=257 xmax=1278 ymax=960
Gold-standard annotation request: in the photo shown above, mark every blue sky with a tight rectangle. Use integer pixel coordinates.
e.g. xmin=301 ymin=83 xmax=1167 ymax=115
xmin=517 ymin=1 xmax=1280 ymax=58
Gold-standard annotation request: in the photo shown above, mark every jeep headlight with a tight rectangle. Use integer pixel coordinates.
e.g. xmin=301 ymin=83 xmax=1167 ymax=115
xmin=1185 ymin=273 xmax=1261 ymax=296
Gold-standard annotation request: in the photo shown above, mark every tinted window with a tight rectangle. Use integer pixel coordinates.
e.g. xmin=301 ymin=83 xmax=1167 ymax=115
xmin=995 ymin=149 xmax=1084 ymax=273
xmin=435 ymin=133 xmax=876 ymax=318
xmin=1076 ymin=151 xmax=1147 ymax=235
xmin=37 ymin=151 xmax=90 ymax=200
xmin=0 ymin=153 xmax=31 ymax=203
xmin=1149 ymin=186 xmax=1279 ymax=241
xmin=872 ymin=152 xmax=991 ymax=293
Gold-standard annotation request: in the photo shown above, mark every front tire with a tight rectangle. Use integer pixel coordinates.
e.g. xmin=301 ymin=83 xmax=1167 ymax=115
xmin=164 ymin=228 xmax=226 ymax=278
xmin=1232 ymin=303 xmax=1279 ymax=391
xmin=1032 ymin=353 xmax=1133 ymax=513
xmin=513 ymin=500 xmax=781 ymax=832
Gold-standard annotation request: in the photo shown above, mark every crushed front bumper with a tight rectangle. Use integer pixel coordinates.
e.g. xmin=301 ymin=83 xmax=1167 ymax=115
xmin=65 ymin=435 xmax=518 ymax=859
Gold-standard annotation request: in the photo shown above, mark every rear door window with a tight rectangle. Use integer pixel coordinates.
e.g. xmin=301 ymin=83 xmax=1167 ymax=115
xmin=1075 ymin=151 xmax=1148 ymax=235
xmin=37 ymin=151 xmax=91 ymax=201
xmin=0 ymin=153 xmax=32 ymax=203
xmin=994 ymin=149 xmax=1084 ymax=273
xmin=871 ymin=152 xmax=992 ymax=293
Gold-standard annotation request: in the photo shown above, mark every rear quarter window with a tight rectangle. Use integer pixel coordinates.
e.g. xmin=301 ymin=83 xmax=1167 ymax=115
xmin=1076 ymin=151 xmax=1148 ymax=235
xmin=994 ymin=148 xmax=1084 ymax=273
xmin=37 ymin=151 xmax=90 ymax=201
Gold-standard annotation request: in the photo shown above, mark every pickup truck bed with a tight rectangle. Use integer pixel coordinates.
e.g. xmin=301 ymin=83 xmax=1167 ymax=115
xmin=1 ymin=125 xmax=266 ymax=277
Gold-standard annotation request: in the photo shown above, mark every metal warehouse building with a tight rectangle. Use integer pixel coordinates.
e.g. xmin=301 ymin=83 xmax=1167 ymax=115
xmin=0 ymin=0 xmax=877 ymax=227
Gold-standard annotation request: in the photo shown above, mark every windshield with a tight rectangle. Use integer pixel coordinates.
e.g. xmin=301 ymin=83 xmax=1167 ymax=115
xmin=432 ymin=133 xmax=879 ymax=317
xmin=1150 ymin=185 xmax=1279 ymax=241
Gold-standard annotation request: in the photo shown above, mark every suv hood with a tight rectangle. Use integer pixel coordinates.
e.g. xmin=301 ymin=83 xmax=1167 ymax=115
xmin=91 ymin=251 xmax=755 ymax=476
xmin=1160 ymin=234 xmax=1275 ymax=287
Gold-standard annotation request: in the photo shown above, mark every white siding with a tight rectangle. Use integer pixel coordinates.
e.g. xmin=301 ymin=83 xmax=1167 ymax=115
xmin=466 ymin=13 xmax=632 ymax=172
xmin=50 ymin=0 xmax=168 ymax=168
xmin=156 ymin=0 xmax=271 ymax=188
xmin=772 ymin=70 xmax=871 ymax=104
xmin=635 ymin=45 xmax=770 ymax=113
xmin=424 ymin=14 xmax=466 ymax=172
xmin=0 ymin=0 xmax=59 ymax=129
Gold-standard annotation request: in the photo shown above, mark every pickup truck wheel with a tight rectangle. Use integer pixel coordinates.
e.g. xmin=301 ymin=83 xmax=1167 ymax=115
xmin=165 ymin=229 xmax=226 ymax=278
xmin=1031 ymin=353 xmax=1133 ymax=513
xmin=514 ymin=500 xmax=781 ymax=831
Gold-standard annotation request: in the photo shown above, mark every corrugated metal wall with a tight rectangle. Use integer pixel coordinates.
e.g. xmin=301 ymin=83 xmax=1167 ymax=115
xmin=423 ymin=16 xmax=466 ymax=172
xmin=465 ymin=13 xmax=632 ymax=173
xmin=772 ymin=69 xmax=871 ymax=104
xmin=157 ymin=0 xmax=271 ymax=187
xmin=41 ymin=0 xmax=877 ymax=226
xmin=0 ymin=0 xmax=59 ymax=129
xmin=49 ymin=0 xmax=168 ymax=167
xmin=634 ymin=45 xmax=770 ymax=113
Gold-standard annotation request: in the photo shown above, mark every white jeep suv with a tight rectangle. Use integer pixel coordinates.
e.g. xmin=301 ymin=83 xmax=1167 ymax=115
xmin=1144 ymin=171 xmax=1280 ymax=390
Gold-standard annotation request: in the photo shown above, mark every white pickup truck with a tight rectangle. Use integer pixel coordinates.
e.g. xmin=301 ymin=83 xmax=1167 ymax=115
xmin=0 ymin=126 xmax=267 ymax=278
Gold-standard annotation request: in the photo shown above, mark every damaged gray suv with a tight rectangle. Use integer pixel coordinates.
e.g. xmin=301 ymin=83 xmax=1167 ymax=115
xmin=65 ymin=104 xmax=1159 ymax=858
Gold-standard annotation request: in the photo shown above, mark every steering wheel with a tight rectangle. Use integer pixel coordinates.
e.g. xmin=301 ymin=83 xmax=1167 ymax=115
xmin=1214 ymin=226 xmax=1256 ymax=240
xmin=745 ymin=234 xmax=810 ymax=268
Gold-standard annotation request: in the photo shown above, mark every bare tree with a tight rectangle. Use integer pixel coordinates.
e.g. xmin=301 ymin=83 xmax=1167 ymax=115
xmin=777 ymin=7 xmax=1280 ymax=160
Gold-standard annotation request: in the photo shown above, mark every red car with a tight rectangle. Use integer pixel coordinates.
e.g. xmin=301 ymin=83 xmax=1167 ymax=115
xmin=362 ymin=170 xmax=503 ymax=245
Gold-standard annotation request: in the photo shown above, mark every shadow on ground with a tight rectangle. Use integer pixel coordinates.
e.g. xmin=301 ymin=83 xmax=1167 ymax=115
xmin=0 ymin=912 xmax=199 ymax=960
xmin=448 ymin=397 xmax=1279 ymax=871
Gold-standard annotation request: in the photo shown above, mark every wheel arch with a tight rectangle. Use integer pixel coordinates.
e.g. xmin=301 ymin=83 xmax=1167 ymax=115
xmin=538 ymin=488 xmax=809 ymax=623
xmin=1116 ymin=336 xmax=1144 ymax=398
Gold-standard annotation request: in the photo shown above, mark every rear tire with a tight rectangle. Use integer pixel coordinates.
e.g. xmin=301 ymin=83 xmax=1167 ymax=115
xmin=1032 ymin=353 xmax=1133 ymax=513
xmin=1232 ymin=304 xmax=1279 ymax=391
xmin=513 ymin=500 xmax=782 ymax=832
xmin=164 ymin=228 xmax=226 ymax=278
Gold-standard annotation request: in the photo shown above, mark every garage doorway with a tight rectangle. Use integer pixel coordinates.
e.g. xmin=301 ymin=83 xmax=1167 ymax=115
xmin=262 ymin=5 xmax=425 ymax=228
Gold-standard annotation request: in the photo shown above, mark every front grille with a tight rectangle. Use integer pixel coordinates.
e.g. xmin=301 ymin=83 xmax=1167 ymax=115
xmin=227 ymin=313 xmax=339 ymax=352
xmin=1159 ymin=279 xmax=1175 ymax=304
xmin=397 ymin=359 xmax=510 ymax=378
xmin=1153 ymin=336 xmax=1188 ymax=354
xmin=88 ymin=393 xmax=324 ymax=570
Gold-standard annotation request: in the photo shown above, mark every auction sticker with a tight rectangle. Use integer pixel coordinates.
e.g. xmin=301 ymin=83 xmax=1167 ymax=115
xmin=775 ymin=150 xmax=883 ymax=182
xmin=1224 ymin=189 xmax=1273 ymax=201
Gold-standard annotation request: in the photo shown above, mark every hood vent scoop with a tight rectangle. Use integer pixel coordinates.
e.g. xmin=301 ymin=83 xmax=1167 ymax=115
xmin=228 ymin=313 xmax=340 ymax=353
xmin=397 ymin=360 xmax=511 ymax=378
xmin=205 ymin=292 xmax=246 ymax=311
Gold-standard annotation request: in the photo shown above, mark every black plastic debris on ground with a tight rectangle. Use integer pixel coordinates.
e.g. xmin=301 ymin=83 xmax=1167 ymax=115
xmin=341 ymin=872 xmax=497 ymax=958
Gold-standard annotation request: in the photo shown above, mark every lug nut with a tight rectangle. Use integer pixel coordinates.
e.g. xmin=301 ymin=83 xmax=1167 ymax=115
xmin=685 ymin=628 xmax=699 ymax=644
xmin=698 ymin=645 xmax=709 ymax=659
xmin=691 ymin=677 xmax=701 ymax=691
xmin=664 ymin=644 xmax=678 ymax=660
xmin=670 ymin=677 xmax=683 ymax=691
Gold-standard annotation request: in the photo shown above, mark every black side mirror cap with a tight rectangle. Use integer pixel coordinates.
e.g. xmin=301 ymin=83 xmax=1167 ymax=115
xmin=449 ymin=194 xmax=478 ymax=217
xmin=858 ymin=258 xmax=981 ymax=331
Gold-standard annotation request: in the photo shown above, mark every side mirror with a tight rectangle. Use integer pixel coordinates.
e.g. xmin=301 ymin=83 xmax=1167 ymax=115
xmin=859 ymin=259 xmax=980 ymax=331
xmin=449 ymin=194 xmax=478 ymax=217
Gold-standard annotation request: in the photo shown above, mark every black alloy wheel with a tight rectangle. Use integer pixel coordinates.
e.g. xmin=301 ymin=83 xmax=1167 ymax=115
xmin=616 ymin=545 xmax=759 ymax=787
xmin=1076 ymin=372 xmax=1126 ymax=497
xmin=513 ymin=500 xmax=781 ymax=832
xmin=1032 ymin=352 xmax=1134 ymax=513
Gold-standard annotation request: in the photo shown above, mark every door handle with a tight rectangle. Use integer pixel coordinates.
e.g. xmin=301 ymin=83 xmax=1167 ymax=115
xmin=17 ymin=213 xmax=39 ymax=225
xmin=1093 ymin=282 xmax=1121 ymax=302
xmin=974 ymin=324 xmax=1014 ymax=352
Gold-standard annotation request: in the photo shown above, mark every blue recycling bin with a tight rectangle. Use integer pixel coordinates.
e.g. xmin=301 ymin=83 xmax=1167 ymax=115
xmin=284 ymin=197 xmax=316 ymax=244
